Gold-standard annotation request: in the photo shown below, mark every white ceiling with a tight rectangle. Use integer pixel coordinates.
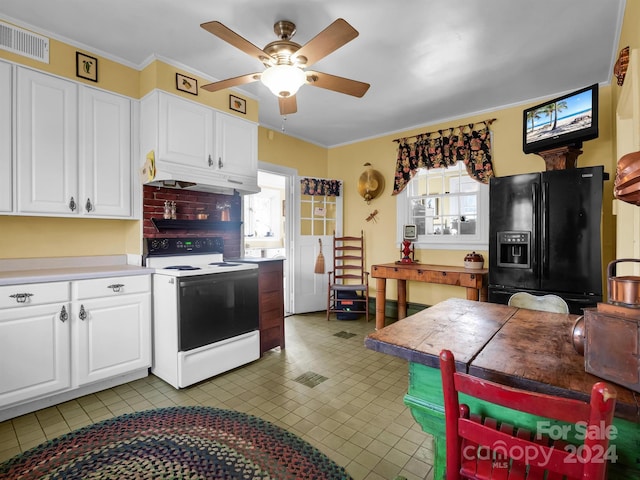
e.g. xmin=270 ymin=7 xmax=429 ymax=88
xmin=1 ymin=0 xmax=626 ymax=148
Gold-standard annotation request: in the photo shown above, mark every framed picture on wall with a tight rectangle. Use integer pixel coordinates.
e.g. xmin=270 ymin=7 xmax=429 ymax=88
xmin=176 ymin=73 xmax=198 ymax=95
xmin=229 ymin=95 xmax=246 ymax=114
xmin=76 ymin=52 xmax=98 ymax=82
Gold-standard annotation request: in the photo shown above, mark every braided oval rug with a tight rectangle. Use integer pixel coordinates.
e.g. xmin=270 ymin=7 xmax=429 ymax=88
xmin=1 ymin=406 xmax=352 ymax=480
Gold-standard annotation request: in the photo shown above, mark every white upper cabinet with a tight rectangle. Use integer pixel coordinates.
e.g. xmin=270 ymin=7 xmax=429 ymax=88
xmin=141 ymin=90 xmax=259 ymax=194
xmin=13 ymin=66 xmax=134 ymax=218
xmin=157 ymin=91 xmax=214 ymax=168
xmin=215 ymin=111 xmax=258 ymax=179
xmin=79 ymin=86 xmax=132 ymax=217
xmin=0 ymin=61 xmax=12 ymax=213
xmin=16 ymin=67 xmax=79 ymax=214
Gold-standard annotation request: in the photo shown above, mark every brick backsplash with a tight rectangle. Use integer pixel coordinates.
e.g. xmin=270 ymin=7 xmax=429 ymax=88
xmin=143 ymin=185 xmax=242 ymax=259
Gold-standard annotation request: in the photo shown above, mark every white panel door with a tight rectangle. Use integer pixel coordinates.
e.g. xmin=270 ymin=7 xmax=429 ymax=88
xmin=73 ymin=293 xmax=151 ymax=386
xmin=79 ymin=86 xmax=132 ymax=217
xmin=0 ymin=61 xmax=12 ymax=213
xmin=0 ymin=303 xmax=71 ymax=407
xmin=158 ymin=92 xmax=213 ymax=168
xmin=292 ymin=178 xmax=343 ymax=314
xmin=16 ymin=67 xmax=78 ymax=214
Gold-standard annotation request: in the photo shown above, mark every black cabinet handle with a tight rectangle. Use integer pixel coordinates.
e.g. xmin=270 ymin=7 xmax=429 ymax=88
xmin=9 ymin=293 xmax=33 ymax=303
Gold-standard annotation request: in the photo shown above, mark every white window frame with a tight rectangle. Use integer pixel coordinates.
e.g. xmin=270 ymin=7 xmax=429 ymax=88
xmin=396 ymin=162 xmax=489 ymax=251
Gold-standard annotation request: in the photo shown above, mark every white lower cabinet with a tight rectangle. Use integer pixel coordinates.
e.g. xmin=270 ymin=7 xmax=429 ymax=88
xmin=73 ymin=276 xmax=151 ymax=385
xmin=0 ymin=275 xmax=151 ymax=421
xmin=0 ymin=300 xmax=71 ymax=407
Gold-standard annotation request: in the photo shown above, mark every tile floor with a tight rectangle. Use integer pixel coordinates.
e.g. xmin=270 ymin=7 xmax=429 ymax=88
xmin=0 ymin=312 xmax=435 ymax=480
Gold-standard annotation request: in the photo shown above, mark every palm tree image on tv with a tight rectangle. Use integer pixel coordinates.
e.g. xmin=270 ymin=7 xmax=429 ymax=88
xmin=525 ymin=92 xmax=592 ymax=146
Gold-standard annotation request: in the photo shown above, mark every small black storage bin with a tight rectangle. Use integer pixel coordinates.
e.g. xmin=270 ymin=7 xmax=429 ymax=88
xmin=336 ymin=290 xmax=362 ymax=320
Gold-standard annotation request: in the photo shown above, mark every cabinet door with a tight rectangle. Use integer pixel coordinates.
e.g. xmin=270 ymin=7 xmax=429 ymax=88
xmin=158 ymin=93 xmax=213 ymax=168
xmin=73 ymin=293 xmax=151 ymax=385
xmin=0 ymin=303 xmax=71 ymax=407
xmin=80 ymin=87 xmax=132 ymax=217
xmin=16 ymin=67 xmax=78 ymax=214
xmin=215 ymin=112 xmax=258 ymax=177
xmin=0 ymin=61 xmax=12 ymax=213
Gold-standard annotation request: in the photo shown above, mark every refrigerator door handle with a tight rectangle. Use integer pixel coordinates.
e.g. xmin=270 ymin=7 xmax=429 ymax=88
xmin=541 ymin=181 xmax=549 ymax=277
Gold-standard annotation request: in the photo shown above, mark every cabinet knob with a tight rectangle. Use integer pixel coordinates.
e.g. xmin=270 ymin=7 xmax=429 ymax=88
xmin=69 ymin=197 xmax=77 ymax=211
xmin=108 ymin=283 xmax=124 ymax=293
xmin=60 ymin=305 xmax=68 ymax=322
xmin=9 ymin=293 xmax=33 ymax=303
xmin=79 ymin=304 xmax=87 ymax=321
xmin=208 ymin=154 xmax=213 ymax=167
xmin=85 ymin=198 xmax=93 ymax=212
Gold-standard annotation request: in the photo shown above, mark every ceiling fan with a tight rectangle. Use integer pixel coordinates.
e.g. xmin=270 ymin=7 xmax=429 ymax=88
xmin=200 ymin=18 xmax=370 ymax=115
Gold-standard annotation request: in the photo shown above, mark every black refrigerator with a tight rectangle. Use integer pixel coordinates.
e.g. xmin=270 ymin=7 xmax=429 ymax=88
xmin=488 ymin=166 xmax=606 ymax=314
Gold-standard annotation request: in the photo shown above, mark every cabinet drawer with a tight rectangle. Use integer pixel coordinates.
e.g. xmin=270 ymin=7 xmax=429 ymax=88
xmin=260 ymin=270 xmax=283 ymax=293
xmin=261 ymin=289 xmax=283 ymax=309
xmin=73 ymin=275 xmax=151 ymax=299
xmin=459 ymin=272 xmax=484 ymax=288
xmin=425 ymin=270 xmax=460 ymax=285
xmin=0 ymin=282 xmax=70 ymax=308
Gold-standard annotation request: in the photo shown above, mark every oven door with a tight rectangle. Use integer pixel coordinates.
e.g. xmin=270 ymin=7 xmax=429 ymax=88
xmin=177 ymin=269 xmax=259 ymax=351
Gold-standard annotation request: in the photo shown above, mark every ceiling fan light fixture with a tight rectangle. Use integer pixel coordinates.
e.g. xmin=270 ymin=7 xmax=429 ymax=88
xmin=260 ymin=64 xmax=306 ymax=98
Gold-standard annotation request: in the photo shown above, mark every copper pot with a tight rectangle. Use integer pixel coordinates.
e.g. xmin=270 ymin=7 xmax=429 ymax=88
xmin=607 ymin=259 xmax=640 ymax=306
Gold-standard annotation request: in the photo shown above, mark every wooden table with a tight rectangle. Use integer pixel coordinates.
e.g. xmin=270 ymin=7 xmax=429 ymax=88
xmin=371 ymin=263 xmax=488 ymax=330
xmin=365 ymin=298 xmax=640 ymax=480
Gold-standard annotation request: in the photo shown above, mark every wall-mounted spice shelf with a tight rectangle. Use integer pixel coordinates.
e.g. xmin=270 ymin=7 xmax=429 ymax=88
xmin=151 ymin=218 xmax=242 ymax=231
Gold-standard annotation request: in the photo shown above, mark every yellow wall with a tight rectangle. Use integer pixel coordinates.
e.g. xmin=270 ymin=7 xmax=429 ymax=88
xmin=328 ymin=91 xmax=615 ymax=305
xmin=258 ymin=127 xmax=328 ymax=176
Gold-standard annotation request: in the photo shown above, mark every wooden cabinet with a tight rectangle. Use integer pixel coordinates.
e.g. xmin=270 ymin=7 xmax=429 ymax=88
xmin=238 ymin=259 xmax=285 ymax=354
xmin=79 ymin=86 xmax=132 ymax=217
xmin=13 ymin=66 xmax=133 ymax=218
xmin=0 ymin=274 xmax=151 ymax=421
xmin=141 ymin=90 xmax=259 ymax=194
xmin=0 ymin=61 xmax=12 ymax=213
xmin=16 ymin=67 xmax=79 ymax=214
xmin=72 ymin=276 xmax=151 ymax=385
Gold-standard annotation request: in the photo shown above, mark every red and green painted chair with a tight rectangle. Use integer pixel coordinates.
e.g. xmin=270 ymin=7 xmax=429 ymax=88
xmin=439 ymin=349 xmax=617 ymax=480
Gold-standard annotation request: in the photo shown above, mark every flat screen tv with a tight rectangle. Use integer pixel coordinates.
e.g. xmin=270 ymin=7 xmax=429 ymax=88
xmin=523 ymin=83 xmax=598 ymax=154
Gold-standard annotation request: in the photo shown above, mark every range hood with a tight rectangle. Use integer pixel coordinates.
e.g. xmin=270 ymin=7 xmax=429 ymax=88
xmin=143 ymin=165 xmax=260 ymax=196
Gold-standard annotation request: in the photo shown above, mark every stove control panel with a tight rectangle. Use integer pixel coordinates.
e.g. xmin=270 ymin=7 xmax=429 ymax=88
xmin=146 ymin=237 xmax=224 ymax=255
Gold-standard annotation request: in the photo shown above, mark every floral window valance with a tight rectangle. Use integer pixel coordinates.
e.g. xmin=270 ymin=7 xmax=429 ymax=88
xmin=392 ymin=119 xmax=496 ymax=195
xmin=300 ymin=178 xmax=342 ymax=196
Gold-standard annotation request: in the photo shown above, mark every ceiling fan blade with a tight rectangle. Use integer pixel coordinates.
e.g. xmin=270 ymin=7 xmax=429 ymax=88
xmin=201 ymin=73 xmax=261 ymax=92
xmin=279 ymin=96 xmax=297 ymax=115
xmin=294 ymin=19 xmax=358 ymax=68
xmin=306 ymin=71 xmax=370 ymax=97
xmin=201 ymin=21 xmax=270 ymax=64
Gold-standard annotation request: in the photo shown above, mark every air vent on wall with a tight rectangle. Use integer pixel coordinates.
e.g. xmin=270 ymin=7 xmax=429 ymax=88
xmin=0 ymin=21 xmax=49 ymax=63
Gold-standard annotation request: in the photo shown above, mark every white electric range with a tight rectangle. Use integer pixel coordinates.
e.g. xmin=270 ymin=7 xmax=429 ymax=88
xmin=145 ymin=237 xmax=259 ymax=389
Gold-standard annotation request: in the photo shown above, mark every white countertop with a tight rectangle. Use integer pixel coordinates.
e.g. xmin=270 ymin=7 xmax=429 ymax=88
xmin=0 ymin=255 xmax=153 ymax=286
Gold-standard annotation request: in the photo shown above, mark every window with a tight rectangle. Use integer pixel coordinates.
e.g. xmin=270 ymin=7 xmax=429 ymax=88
xmin=396 ymin=162 xmax=489 ymax=250
xmin=244 ymin=172 xmax=285 ymax=240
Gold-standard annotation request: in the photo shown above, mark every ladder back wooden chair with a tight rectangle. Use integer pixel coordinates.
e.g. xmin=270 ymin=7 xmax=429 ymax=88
xmin=326 ymin=231 xmax=369 ymax=321
xmin=440 ymin=349 xmax=617 ymax=480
